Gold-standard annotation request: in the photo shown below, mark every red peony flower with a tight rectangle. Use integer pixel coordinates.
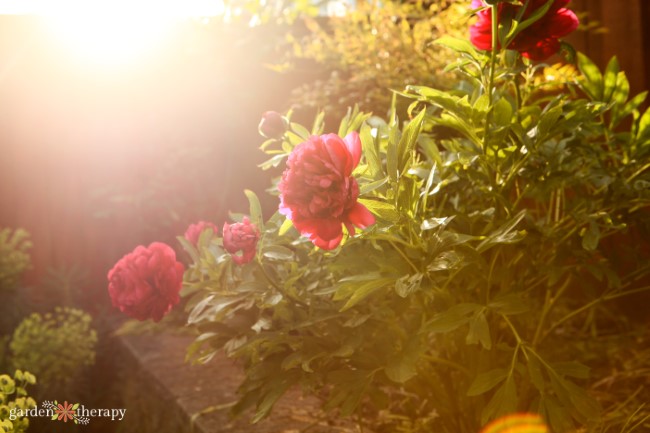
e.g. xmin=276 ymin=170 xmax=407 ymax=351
xmin=278 ymin=131 xmax=375 ymax=250
xmin=223 ymin=217 xmax=260 ymax=265
xmin=107 ymin=242 xmax=184 ymax=322
xmin=258 ymin=111 xmax=288 ymax=139
xmin=184 ymin=221 xmax=219 ymax=245
xmin=470 ymin=0 xmax=579 ymax=60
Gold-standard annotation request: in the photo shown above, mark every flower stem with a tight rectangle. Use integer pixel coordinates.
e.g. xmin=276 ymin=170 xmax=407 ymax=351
xmin=487 ymin=3 xmax=499 ymax=106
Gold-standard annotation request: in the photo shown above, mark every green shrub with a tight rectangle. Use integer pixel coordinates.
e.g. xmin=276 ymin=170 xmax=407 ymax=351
xmin=9 ymin=308 xmax=97 ymax=388
xmin=0 ymin=370 xmax=36 ymax=433
xmin=0 ymin=229 xmax=32 ymax=292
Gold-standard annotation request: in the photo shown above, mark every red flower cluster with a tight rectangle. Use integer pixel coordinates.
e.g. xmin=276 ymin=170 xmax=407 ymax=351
xmin=470 ymin=0 xmax=579 ymax=60
xmin=107 ymin=242 xmax=184 ymax=322
xmin=223 ymin=217 xmax=260 ymax=265
xmin=278 ymin=132 xmax=375 ymax=250
xmin=184 ymin=220 xmax=219 ymax=245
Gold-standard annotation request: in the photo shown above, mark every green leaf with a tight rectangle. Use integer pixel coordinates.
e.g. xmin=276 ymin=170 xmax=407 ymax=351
xmin=244 ymin=189 xmax=263 ymax=228
xmin=581 ymin=221 xmax=600 ymax=251
xmin=477 ymin=210 xmax=527 ymax=252
xmin=398 ymin=108 xmax=426 ymax=171
xmin=394 ymin=273 xmax=423 ymax=298
xmin=290 ymin=122 xmax=311 ymax=141
xmin=251 ymin=377 xmax=296 ymax=423
xmin=385 ymin=338 xmax=421 ymax=383
xmin=492 ymin=97 xmax=513 ymax=129
xmin=467 ymin=368 xmax=508 ymax=396
xmin=262 ymin=245 xmax=295 ymax=261
xmin=542 ymin=396 xmax=574 ymax=433
xmin=466 ymin=310 xmax=492 ymax=349
xmin=360 ymin=123 xmax=383 ymax=179
xmin=387 ymin=112 xmax=400 ymax=181
xmin=505 ymin=0 xmax=553 ymax=44
xmin=602 ymin=56 xmax=620 ymax=103
xmin=488 ymin=293 xmax=529 ymax=315
xmin=577 ymin=52 xmax=604 ymax=101
xmin=434 ymin=36 xmax=479 ymax=57
xmin=480 ymin=377 xmax=518 ymax=425
xmin=551 ymin=361 xmax=590 ymax=379
xmin=278 ymin=218 xmax=293 ymax=236
xmin=360 ymin=177 xmax=388 ymax=195
xmin=357 ymin=198 xmax=400 ymax=222
xmin=334 ymin=277 xmax=394 ymax=311
xmin=536 ymin=105 xmax=563 ymax=141
xmin=425 ymin=303 xmax=481 ymax=333
xmin=526 ymin=355 xmax=545 ymax=392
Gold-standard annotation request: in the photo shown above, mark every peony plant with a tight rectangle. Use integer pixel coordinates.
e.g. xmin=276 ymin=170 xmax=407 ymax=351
xmin=109 ymin=1 xmax=650 ymax=432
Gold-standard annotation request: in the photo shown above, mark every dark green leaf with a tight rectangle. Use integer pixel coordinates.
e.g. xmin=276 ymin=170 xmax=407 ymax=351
xmin=467 ymin=368 xmax=508 ymax=396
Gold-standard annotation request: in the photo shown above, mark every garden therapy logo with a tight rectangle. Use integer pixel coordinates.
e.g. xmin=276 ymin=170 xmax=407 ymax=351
xmin=9 ymin=400 xmax=126 ymax=425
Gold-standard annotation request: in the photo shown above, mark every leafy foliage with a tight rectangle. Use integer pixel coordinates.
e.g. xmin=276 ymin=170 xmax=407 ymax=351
xmin=282 ymin=0 xmax=468 ymax=119
xmin=9 ymin=308 xmax=97 ymax=388
xmin=178 ymin=7 xmax=650 ymax=433
xmin=0 ymin=370 xmax=36 ymax=433
xmin=0 ymin=229 xmax=32 ymax=292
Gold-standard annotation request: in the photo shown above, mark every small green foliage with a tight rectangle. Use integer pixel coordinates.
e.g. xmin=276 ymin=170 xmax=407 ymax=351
xmin=0 ymin=229 xmax=32 ymax=291
xmin=9 ymin=308 xmax=97 ymax=387
xmin=0 ymin=370 xmax=36 ymax=433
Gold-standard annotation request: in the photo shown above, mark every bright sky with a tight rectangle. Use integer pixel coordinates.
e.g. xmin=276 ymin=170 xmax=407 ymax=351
xmin=0 ymin=0 xmax=225 ymax=66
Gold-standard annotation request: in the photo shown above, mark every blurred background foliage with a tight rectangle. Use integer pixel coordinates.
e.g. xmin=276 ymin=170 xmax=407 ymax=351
xmin=278 ymin=0 xmax=468 ymax=120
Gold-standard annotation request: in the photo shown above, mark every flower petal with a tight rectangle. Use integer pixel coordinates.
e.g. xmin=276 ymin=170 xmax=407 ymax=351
xmin=343 ymin=131 xmax=362 ymax=169
xmin=544 ymin=8 xmax=580 ymax=38
xmin=346 ymin=202 xmax=375 ymax=229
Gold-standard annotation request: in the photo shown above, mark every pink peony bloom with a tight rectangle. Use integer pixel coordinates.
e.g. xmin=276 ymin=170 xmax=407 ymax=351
xmin=470 ymin=0 xmax=579 ymax=60
xmin=107 ymin=242 xmax=184 ymax=322
xmin=223 ymin=217 xmax=260 ymax=265
xmin=278 ymin=131 xmax=375 ymax=250
xmin=184 ymin=221 xmax=219 ymax=245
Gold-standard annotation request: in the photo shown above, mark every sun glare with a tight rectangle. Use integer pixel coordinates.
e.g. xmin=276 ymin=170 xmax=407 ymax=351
xmin=39 ymin=1 xmax=222 ymax=67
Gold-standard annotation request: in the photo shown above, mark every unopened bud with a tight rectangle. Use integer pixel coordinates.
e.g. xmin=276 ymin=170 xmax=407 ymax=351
xmin=258 ymin=111 xmax=288 ymax=139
